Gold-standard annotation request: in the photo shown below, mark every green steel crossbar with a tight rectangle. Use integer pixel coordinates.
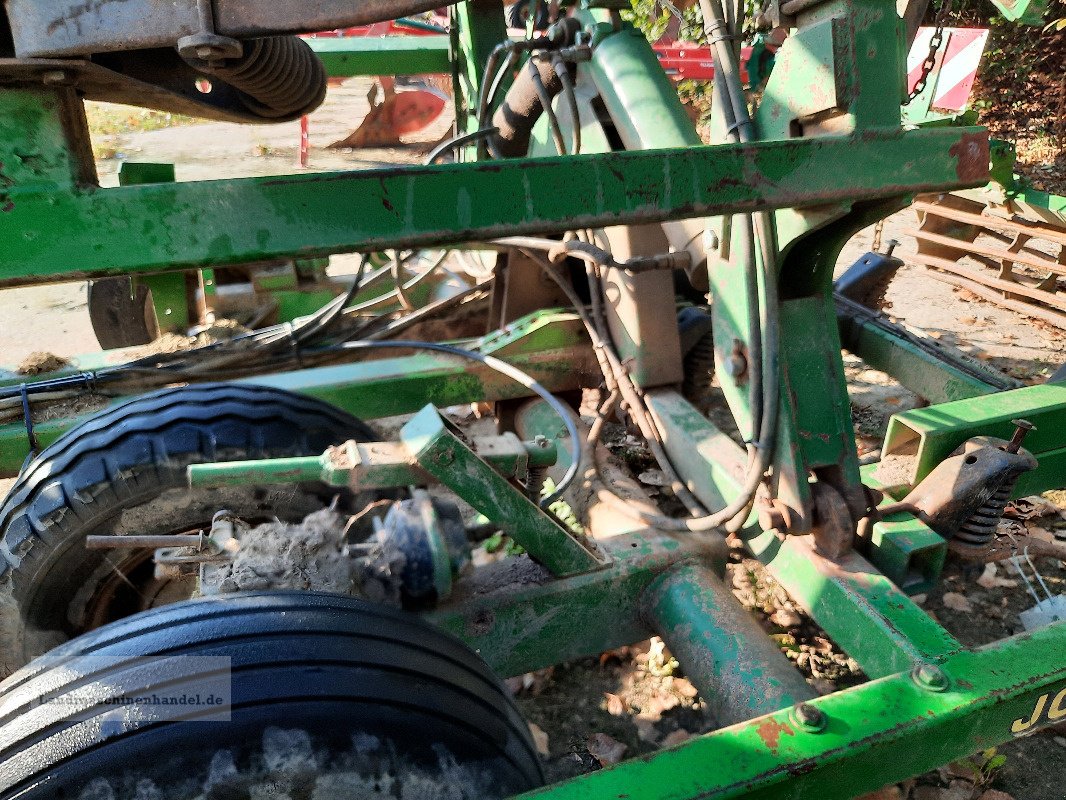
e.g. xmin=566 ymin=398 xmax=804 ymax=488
xmin=401 ymin=405 xmax=603 ymax=576
xmin=0 ymin=119 xmax=988 ymax=286
xmin=882 ymin=381 xmax=1066 ymax=496
xmin=514 ymin=619 xmax=1066 ymax=800
xmin=307 ymin=35 xmax=451 ymax=77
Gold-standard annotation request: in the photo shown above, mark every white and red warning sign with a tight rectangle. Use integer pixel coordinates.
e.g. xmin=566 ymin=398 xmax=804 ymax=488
xmin=906 ymin=27 xmax=989 ymax=112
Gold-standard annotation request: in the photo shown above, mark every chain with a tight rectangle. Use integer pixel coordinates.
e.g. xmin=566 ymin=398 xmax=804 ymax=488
xmin=904 ymin=0 xmax=954 ymax=105
xmin=872 ymin=219 xmax=884 ymax=253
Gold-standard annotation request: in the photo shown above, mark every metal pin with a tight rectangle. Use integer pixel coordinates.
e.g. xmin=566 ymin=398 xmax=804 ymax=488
xmin=1005 ymin=419 xmax=1035 ymax=454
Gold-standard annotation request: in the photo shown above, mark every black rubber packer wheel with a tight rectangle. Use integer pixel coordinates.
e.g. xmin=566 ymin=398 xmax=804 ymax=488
xmin=0 ymin=383 xmax=378 ymax=676
xmin=0 ymin=591 xmax=544 ymax=799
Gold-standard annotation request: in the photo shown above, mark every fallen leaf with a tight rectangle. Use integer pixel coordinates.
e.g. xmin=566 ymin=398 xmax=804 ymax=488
xmin=945 ymin=760 xmax=980 ymax=782
xmin=976 ymin=563 xmax=1018 ymax=589
xmin=1006 ymin=495 xmax=1062 ymax=521
xmin=604 ymin=692 xmax=626 ymax=716
xmin=941 ymin=592 xmax=973 ymax=612
xmin=586 ymin=732 xmax=627 ymax=766
xmin=528 ymin=723 xmax=550 ymax=757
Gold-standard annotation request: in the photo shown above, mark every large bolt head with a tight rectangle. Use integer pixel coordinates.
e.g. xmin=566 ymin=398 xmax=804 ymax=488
xmin=791 ymin=702 xmax=827 ymax=732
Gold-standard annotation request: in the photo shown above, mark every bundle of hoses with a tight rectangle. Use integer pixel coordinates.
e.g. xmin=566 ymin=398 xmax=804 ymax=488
xmin=496 ymin=0 xmax=781 ymax=534
xmin=0 ymin=254 xmax=489 ymax=411
xmin=188 ymin=35 xmax=328 ymax=120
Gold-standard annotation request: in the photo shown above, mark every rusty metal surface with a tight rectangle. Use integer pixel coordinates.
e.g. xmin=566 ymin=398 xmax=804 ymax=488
xmin=643 ymin=560 xmax=816 ymax=727
xmin=810 ymin=482 xmax=856 ymax=559
xmin=898 ymin=435 xmax=1038 ymax=550
xmin=6 ymin=0 xmax=448 ymax=57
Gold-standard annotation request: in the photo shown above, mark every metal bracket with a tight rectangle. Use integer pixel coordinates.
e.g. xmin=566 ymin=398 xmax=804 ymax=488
xmin=401 ymin=405 xmax=605 ymax=577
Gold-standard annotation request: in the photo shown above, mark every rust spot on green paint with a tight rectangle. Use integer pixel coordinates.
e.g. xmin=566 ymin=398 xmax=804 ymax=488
xmin=949 ymin=130 xmax=990 ymax=184
xmin=755 ymin=718 xmax=795 ymax=752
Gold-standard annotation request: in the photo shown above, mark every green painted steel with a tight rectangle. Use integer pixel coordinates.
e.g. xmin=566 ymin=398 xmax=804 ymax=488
xmin=644 ymin=389 xmax=749 ymax=513
xmin=428 ymin=531 xmax=726 ymax=677
xmin=516 ymin=620 xmax=1066 ymax=800
xmin=745 ymin=533 xmax=961 ymax=678
xmin=186 ymin=435 xmax=558 ymax=488
xmin=864 ymin=512 xmax=947 ymax=594
xmin=644 ymin=561 xmax=815 ymax=726
xmin=882 ymin=382 xmax=1066 ymax=496
xmin=584 ymin=22 xmax=702 ymax=150
xmin=307 ymin=35 xmax=451 ymax=77
xmin=837 ymin=300 xmax=1007 ymax=402
xmin=0 ymin=123 xmax=989 ymax=285
xmin=450 ymin=0 xmax=508 ymax=136
xmin=0 ymin=313 xmax=596 ymax=477
xmin=189 ymin=455 xmax=330 ymax=488
xmin=402 ymin=405 xmax=604 ymax=576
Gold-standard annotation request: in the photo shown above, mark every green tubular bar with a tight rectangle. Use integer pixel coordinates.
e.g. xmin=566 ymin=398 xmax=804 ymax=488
xmin=0 ymin=123 xmax=988 ymax=285
xmin=307 ymin=35 xmax=451 ymax=77
xmin=644 ymin=561 xmax=816 ymax=726
xmin=428 ymin=533 xmax=727 ymax=677
xmin=187 ymin=435 xmax=558 ymax=489
xmin=515 ymin=620 xmax=1066 ymax=800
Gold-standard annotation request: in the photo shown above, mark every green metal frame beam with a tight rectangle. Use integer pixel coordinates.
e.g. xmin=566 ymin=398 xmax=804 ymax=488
xmin=307 ymin=35 xmax=451 ymax=77
xmin=515 ymin=619 xmax=1066 ymax=800
xmin=401 ymin=405 xmax=603 ymax=576
xmin=835 ymin=297 xmax=1015 ymax=403
xmin=745 ymin=533 xmax=961 ymax=679
xmin=0 ymin=312 xmax=597 ymax=477
xmin=0 ymin=126 xmax=988 ymax=286
xmin=428 ymin=533 xmax=726 ymax=677
xmin=882 ymin=381 xmax=1066 ymax=496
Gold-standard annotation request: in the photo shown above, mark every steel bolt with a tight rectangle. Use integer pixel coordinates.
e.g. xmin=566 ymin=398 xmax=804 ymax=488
xmin=1005 ymin=419 xmax=1035 ymax=454
xmin=41 ymin=70 xmax=68 ymax=86
xmin=884 ymin=238 xmax=900 ymax=257
xmin=435 ymin=449 xmax=455 ymax=465
xmin=196 ymin=45 xmax=219 ymax=60
xmin=534 ymin=435 xmax=550 ymax=448
xmin=791 ymin=702 xmax=826 ymax=732
xmin=912 ymin=663 xmax=949 ymax=692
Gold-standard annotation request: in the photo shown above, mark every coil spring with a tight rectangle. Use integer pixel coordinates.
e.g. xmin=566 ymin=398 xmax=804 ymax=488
xmin=953 ymin=474 xmax=1019 ymax=550
xmin=526 ymin=464 xmax=549 ymax=502
xmin=682 ymin=331 xmax=716 ymax=403
xmin=205 ymin=36 xmax=327 ymax=119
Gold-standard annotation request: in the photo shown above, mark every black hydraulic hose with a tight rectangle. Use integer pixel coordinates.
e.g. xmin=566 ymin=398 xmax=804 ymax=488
xmin=527 ymin=57 xmax=567 ymax=154
xmin=326 ymin=340 xmax=581 ymax=507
